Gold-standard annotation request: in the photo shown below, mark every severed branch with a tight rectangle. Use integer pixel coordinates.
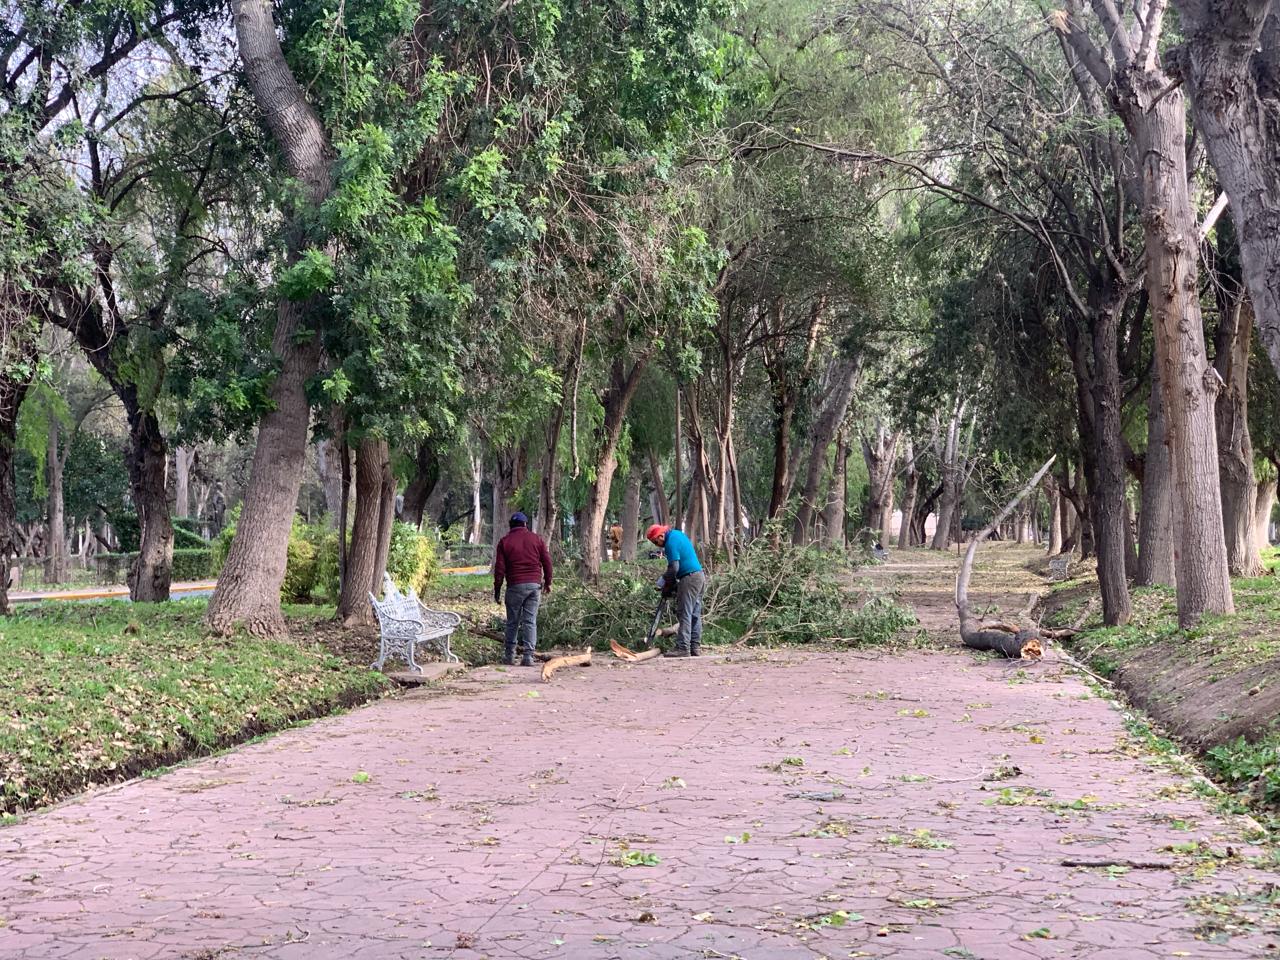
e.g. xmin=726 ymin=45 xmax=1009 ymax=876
xmin=957 ymin=456 xmax=1057 ymax=659
xmin=541 ymin=649 xmax=591 ymax=682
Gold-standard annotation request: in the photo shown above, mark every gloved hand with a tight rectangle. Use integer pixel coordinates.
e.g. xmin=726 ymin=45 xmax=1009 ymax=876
xmin=494 ymin=586 xmax=501 ymax=604
xmin=660 ymin=575 xmax=677 ymax=598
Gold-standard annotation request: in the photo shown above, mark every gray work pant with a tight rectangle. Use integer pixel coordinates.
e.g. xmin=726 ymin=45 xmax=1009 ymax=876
xmin=504 ymin=582 xmax=541 ymax=654
xmin=675 ymin=570 xmax=706 ymax=652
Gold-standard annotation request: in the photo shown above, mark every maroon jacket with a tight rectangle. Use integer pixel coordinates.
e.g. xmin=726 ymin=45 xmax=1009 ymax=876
xmin=494 ymin=526 xmax=553 ymax=591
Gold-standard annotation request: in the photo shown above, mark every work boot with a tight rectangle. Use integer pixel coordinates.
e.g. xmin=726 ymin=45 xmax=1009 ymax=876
xmin=690 ymin=644 xmax=701 ymax=657
xmin=521 ymin=651 xmax=535 ymax=667
xmin=664 ymin=647 xmax=691 ymax=658
xmin=503 ymin=643 xmax=516 ymax=666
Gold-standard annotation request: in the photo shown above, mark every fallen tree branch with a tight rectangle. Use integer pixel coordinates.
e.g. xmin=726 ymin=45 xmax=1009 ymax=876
xmin=541 ymin=649 xmax=591 ymax=682
xmin=610 ymin=639 xmax=663 ymax=662
xmin=956 ymin=456 xmax=1056 ymax=659
xmin=1060 ymin=858 xmax=1172 ymax=870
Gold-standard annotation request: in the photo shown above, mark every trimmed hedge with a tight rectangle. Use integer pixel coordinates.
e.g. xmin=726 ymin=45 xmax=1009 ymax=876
xmin=172 ymin=549 xmax=214 ymax=581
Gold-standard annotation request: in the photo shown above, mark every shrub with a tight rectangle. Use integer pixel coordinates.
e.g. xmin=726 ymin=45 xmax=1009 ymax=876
xmin=107 ymin=509 xmax=140 ymax=552
xmin=173 ymin=525 xmax=208 ymax=549
xmin=213 ymin=507 xmax=321 ymax=603
xmin=171 ymin=549 xmax=214 ymax=581
xmin=386 ymin=521 xmax=439 ymax=594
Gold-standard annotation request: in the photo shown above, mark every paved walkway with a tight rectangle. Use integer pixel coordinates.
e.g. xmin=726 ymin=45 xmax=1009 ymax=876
xmin=5 ymin=652 xmax=1280 ymax=958
xmin=4 ymin=547 xmax=1279 ymax=958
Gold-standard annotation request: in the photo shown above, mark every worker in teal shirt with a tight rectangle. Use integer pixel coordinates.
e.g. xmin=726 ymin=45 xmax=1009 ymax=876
xmin=645 ymin=524 xmax=705 ymax=657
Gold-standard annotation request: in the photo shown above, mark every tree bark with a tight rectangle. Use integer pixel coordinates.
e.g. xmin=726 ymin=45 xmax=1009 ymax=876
xmin=1137 ymin=367 xmax=1177 ymax=586
xmin=647 ymin=448 xmax=669 ymax=526
xmin=1255 ymin=476 xmax=1276 ymax=553
xmin=1044 ymin=475 xmax=1064 ymax=555
xmin=621 ymin=469 xmax=641 ymax=561
xmin=339 ymin=438 xmax=386 ymax=624
xmin=467 ymin=447 xmax=483 ymax=544
xmin=371 ymin=443 xmax=396 ymax=592
xmin=206 ymin=0 xmax=334 ymax=635
xmin=861 ymin=422 xmax=900 ymax=545
xmin=1216 ymin=299 xmax=1262 ymax=576
xmin=126 ymin=410 xmax=173 ymax=602
xmin=931 ymin=401 xmax=967 ymax=550
xmin=822 ymin=431 xmax=849 ymax=548
xmin=793 ymin=356 xmax=861 ymax=543
xmin=1136 ymin=88 xmax=1235 ymax=623
xmin=0 ymin=345 xmax=34 ymax=613
xmin=579 ymin=355 xmax=650 ymax=580
xmin=1171 ymin=0 xmax=1280 ymax=383
xmin=44 ymin=415 xmax=67 ymax=585
xmin=317 ymin=435 xmax=346 ymax=528
xmin=398 ymin=440 xmax=439 ymax=528
xmin=173 ymin=446 xmax=195 ymax=520
xmin=897 ymin=441 xmax=918 ymax=549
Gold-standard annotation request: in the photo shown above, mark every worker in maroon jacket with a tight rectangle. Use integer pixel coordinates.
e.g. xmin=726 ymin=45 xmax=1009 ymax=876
xmin=493 ymin=512 xmax=553 ymax=666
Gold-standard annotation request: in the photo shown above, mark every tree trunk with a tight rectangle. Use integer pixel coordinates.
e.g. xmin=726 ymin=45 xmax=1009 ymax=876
xmin=793 ymin=357 xmax=861 ymax=543
xmin=1255 ymin=476 xmax=1276 ymax=553
xmin=173 ymin=446 xmax=195 ymax=519
xmin=1044 ymin=475 xmax=1064 ymax=555
xmin=398 ymin=440 xmax=439 ymax=528
xmin=316 ymin=435 xmax=345 ymax=528
xmin=1135 ymin=86 xmax=1235 ymax=624
xmin=862 ymin=423 xmax=900 ymax=544
xmin=44 ymin=416 xmax=67 ymax=585
xmin=0 ymin=349 xmax=34 ymax=613
xmin=822 ymin=432 xmax=849 ymax=548
xmin=930 ymin=403 xmax=966 ymax=550
xmin=126 ymin=410 xmax=174 ymax=602
xmin=206 ymin=0 xmax=334 ymax=635
xmin=647 ymin=448 xmax=669 ymax=525
xmin=579 ymin=355 xmax=649 ymax=580
xmin=898 ymin=442 xmax=918 ymax=549
xmin=371 ymin=443 xmax=396 ymax=591
xmin=1172 ymin=0 xmax=1280 ymax=385
xmin=1216 ymin=299 xmax=1262 ymax=576
xmin=1137 ymin=368 xmax=1176 ymax=586
xmin=621 ymin=469 xmax=641 ymax=561
xmin=339 ymin=438 xmax=386 ymax=624
xmin=1086 ymin=302 xmax=1132 ymax=625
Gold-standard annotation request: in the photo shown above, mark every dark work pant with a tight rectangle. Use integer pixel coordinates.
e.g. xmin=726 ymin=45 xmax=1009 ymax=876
xmin=504 ymin=582 xmax=541 ymax=654
xmin=675 ymin=570 xmax=705 ymax=652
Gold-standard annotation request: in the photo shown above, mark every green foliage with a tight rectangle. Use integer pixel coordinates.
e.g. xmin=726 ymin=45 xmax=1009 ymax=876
xmin=108 ymin=509 xmax=141 ymax=553
xmin=171 ymin=549 xmax=214 ymax=581
xmin=385 ymin=521 xmax=439 ymax=594
xmin=0 ymin=599 xmax=389 ymax=813
xmin=1206 ymin=737 xmax=1280 ymax=808
xmin=173 ymin=525 xmax=208 ymax=549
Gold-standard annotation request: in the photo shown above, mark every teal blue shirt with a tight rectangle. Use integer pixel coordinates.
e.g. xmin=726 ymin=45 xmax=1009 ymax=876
xmin=663 ymin=529 xmax=702 ymax=576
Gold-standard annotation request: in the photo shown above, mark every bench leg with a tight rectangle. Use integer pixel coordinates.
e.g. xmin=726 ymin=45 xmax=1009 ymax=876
xmin=371 ymin=635 xmax=388 ymax=672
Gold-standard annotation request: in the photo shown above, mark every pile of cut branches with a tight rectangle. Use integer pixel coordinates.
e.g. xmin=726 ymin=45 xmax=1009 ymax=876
xmin=536 ymin=533 xmax=915 ymax=651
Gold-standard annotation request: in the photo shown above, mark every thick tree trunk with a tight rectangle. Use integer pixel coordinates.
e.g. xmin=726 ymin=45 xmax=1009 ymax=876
xmin=1135 ymin=88 xmax=1235 ymax=624
xmin=206 ymin=0 xmax=334 ymax=634
xmin=1082 ymin=301 xmax=1132 ymax=625
xmin=579 ymin=355 xmax=649 ymax=580
xmin=1137 ymin=368 xmax=1177 ymax=586
xmin=126 ymin=410 xmax=173 ymax=602
xmin=44 ymin=417 xmax=67 ymax=585
xmin=1216 ymin=300 xmax=1262 ymax=576
xmin=339 ymin=438 xmax=386 ymax=624
xmin=1172 ymin=0 xmax=1280 ymax=383
xmin=398 ymin=440 xmax=438 ymax=528
xmin=621 ymin=469 xmax=641 ymax=561
xmin=861 ymin=423 xmax=900 ymax=544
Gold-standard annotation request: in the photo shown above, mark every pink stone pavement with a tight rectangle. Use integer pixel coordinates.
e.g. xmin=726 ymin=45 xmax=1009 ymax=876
xmin=3 ymin=650 xmax=1280 ymax=959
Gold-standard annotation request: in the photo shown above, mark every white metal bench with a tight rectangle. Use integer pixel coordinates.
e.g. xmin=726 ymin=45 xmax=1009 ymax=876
xmin=369 ymin=574 xmax=461 ymax=673
xmin=1047 ymin=556 xmax=1071 ymax=582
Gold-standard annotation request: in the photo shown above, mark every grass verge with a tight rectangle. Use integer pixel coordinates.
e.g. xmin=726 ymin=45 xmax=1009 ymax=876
xmin=1041 ymin=552 xmax=1280 ymax=812
xmin=0 ymin=599 xmax=391 ymax=815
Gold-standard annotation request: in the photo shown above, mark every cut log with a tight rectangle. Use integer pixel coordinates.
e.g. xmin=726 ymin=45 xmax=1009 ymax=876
xmin=957 ymin=457 xmax=1056 ymax=659
xmin=610 ymin=639 xmax=662 ymax=662
xmin=541 ymin=649 xmax=591 ymax=682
